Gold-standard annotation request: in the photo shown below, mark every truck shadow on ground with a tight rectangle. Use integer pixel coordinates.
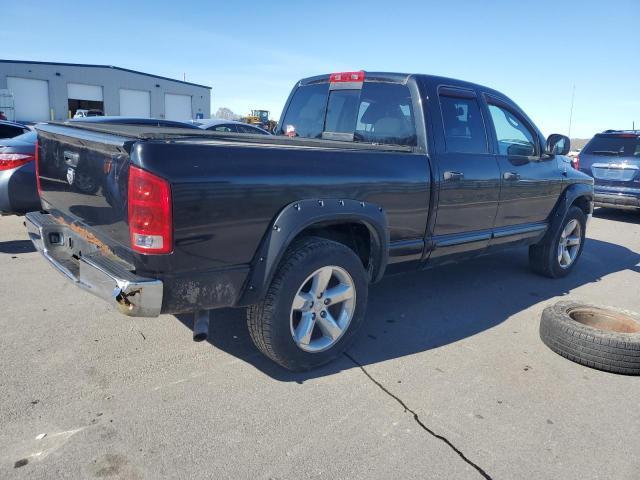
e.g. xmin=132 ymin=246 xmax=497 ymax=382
xmin=176 ymin=237 xmax=640 ymax=382
xmin=593 ymin=207 xmax=640 ymax=224
xmin=0 ymin=239 xmax=36 ymax=254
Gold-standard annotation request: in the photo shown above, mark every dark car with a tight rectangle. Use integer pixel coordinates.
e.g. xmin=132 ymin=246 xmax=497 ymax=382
xmin=193 ymin=118 xmax=271 ymax=134
xmin=28 ymin=71 xmax=593 ymax=371
xmin=0 ymin=130 xmax=39 ymax=215
xmin=69 ymin=116 xmax=201 ymax=129
xmin=0 ymin=117 xmax=199 ymax=215
xmin=0 ymin=120 xmax=30 ymax=140
xmin=577 ymin=130 xmax=640 ymax=211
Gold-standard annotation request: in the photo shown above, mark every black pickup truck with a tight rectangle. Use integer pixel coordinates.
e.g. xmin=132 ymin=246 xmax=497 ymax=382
xmin=27 ymin=71 xmax=593 ymax=370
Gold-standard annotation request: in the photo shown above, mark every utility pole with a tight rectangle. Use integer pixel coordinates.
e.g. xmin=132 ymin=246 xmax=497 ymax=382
xmin=568 ymin=84 xmax=576 ymax=138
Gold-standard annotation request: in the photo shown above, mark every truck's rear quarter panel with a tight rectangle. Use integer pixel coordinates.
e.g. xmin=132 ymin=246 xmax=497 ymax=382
xmin=134 ymin=140 xmax=430 ymax=272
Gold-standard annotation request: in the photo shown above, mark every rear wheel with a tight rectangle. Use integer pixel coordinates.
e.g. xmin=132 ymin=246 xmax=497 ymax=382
xmin=529 ymin=205 xmax=586 ymax=278
xmin=247 ymin=237 xmax=368 ymax=371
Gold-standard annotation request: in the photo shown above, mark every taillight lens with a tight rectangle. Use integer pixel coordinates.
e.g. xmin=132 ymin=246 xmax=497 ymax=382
xmin=0 ymin=153 xmax=35 ymax=171
xmin=128 ymin=165 xmax=172 ymax=254
xmin=571 ymin=154 xmax=580 ymax=170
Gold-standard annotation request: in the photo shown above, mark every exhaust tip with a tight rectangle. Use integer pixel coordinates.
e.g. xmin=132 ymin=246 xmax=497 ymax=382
xmin=193 ymin=332 xmax=208 ymax=342
xmin=193 ymin=310 xmax=210 ymax=342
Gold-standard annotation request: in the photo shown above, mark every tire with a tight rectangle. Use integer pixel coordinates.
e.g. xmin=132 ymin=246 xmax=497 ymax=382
xmin=247 ymin=236 xmax=369 ymax=371
xmin=529 ymin=205 xmax=586 ymax=278
xmin=540 ymin=301 xmax=640 ymax=375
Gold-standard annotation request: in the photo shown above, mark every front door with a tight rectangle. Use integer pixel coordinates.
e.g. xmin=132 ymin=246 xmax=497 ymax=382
xmin=484 ymin=97 xmax=563 ymax=231
xmin=430 ymin=87 xmax=501 ymax=258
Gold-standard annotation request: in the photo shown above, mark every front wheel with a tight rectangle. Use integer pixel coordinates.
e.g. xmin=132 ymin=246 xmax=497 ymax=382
xmin=247 ymin=237 xmax=368 ymax=371
xmin=529 ymin=205 xmax=586 ymax=278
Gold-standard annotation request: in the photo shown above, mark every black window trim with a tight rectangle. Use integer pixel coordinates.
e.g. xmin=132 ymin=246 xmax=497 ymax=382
xmin=484 ymin=94 xmax=540 ymax=159
xmin=437 ymin=84 xmax=490 ymax=155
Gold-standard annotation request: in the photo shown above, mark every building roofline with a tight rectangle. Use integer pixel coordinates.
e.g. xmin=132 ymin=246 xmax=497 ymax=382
xmin=0 ymin=59 xmax=211 ymax=89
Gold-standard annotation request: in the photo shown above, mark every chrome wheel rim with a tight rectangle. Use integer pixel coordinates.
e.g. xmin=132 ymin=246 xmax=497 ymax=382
xmin=558 ymin=219 xmax=582 ymax=268
xmin=290 ymin=265 xmax=356 ymax=353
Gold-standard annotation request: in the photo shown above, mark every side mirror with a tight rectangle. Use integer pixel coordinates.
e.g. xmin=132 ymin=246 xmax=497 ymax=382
xmin=546 ymin=134 xmax=570 ymax=156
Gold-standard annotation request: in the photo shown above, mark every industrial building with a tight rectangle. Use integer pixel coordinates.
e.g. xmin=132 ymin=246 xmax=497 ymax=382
xmin=0 ymin=60 xmax=211 ymax=123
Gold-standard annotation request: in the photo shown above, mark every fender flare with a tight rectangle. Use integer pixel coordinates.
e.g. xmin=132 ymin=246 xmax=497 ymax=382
xmin=543 ymin=183 xmax=594 ymax=243
xmin=238 ymin=199 xmax=389 ymax=305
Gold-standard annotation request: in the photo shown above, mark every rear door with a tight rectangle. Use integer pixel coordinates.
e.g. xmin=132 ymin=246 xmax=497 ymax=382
xmin=428 ymin=86 xmax=500 ymax=257
xmin=484 ymin=95 xmax=563 ymax=232
xmin=278 ymin=74 xmax=431 ymax=261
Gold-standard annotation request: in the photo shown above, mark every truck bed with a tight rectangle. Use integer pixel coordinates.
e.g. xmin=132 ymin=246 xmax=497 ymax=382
xmin=34 ymin=122 xmax=431 ymax=313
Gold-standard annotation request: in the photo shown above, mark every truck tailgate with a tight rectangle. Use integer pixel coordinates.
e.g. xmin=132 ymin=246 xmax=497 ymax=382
xmin=36 ymin=123 xmax=134 ymax=250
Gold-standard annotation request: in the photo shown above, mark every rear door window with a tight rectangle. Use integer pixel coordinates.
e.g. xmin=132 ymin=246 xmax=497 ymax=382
xmin=438 ymin=94 xmax=488 ymax=154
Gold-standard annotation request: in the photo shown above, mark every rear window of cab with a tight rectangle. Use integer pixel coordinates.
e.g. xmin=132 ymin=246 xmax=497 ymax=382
xmin=279 ymin=82 xmax=417 ymax=146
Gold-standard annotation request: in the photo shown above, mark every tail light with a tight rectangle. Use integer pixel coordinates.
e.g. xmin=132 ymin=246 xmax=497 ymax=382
xmin=35 ymin=140 xmax=42 ymax=195
xmin=571 ymin=154 xmax=580 ymax=170
xmin=0 ymin=152 xmax=35 ymax=171
xmin=329 ymin=71 xmax=365 ymax=83
xmin=128 ymin=165 xmax=172 ymax=254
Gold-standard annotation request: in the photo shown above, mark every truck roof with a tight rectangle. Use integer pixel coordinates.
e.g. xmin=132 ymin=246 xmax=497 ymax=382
xmin=297 ymin=71 xmax=512 ymax=102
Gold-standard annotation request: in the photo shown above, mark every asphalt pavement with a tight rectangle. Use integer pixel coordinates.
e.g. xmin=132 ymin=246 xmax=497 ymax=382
xmin=1 ymin=209 xmax=639 ymax=479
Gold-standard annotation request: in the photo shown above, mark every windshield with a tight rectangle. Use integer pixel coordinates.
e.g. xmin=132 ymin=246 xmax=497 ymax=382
xmin=583 ymin=135 xmax=640 ymax=157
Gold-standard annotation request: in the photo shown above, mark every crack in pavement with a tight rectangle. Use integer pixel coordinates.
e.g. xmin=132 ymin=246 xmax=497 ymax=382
xmin=344 ymin=352 xmax=493 ymax=480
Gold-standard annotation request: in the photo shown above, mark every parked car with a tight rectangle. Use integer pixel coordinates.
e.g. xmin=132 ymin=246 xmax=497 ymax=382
xmin=0 ymin=130 xmax=39 ymax=215
xmin=69 ymin=116 xmax=201 ymax=129
xmin=577 ymin=130 xmax=640 ymax=210
xmin=193 ymin=118 xmax=271 ymax=135
xmin=0 ymin=117 xmax=198 ymax=215
xmin=0 ymin=119 xmax=30 ymax=140
xmin=73 ymin=109 xmax=103 ymax=118
xmin=27 ymin=71 xmax=593 ymax=371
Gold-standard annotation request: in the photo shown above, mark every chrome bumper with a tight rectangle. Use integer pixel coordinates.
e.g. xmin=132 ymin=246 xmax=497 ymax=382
xmin=25 ymin=211 xmax=163 ymax=317
xmin=594 ymin=193 xmax=640 ymax=210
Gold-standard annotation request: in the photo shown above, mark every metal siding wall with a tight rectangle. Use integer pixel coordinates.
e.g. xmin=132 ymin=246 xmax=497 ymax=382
xmin=0 ymin=62 xmax=211 ymax=121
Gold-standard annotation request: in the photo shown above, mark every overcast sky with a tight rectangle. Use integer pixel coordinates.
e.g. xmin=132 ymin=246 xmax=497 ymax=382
xmin=3 ymin=0 xmax=638 ymax=137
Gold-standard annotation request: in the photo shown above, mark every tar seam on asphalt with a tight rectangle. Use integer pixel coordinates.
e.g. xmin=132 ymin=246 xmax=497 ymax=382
xmin=344 ymin=352 xmax=493 ymax=480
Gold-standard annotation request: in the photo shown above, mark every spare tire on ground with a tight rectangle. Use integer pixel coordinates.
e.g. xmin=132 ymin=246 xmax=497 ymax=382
xmin=540 ymin=301 xmax=640 ymax=375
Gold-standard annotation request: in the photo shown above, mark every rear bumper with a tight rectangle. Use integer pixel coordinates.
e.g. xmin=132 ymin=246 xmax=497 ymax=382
xmin=594 ymin=189 xmax=640 ymax=209
xmin=25 ymin=211 xmax=163 ymax=317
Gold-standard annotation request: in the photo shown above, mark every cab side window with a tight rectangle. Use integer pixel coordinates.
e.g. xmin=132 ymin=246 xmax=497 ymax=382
xmin=438 ymin=94 xmax=488 ymax=154
xmin=487 ymin=104 xmax=537 ymax=157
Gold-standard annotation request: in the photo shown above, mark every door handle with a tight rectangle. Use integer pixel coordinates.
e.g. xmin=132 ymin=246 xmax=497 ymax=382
xmin=443 ymin=171 xmax=464 ymax=181
xmin=503 ymin=171 xmax=521 ymax=181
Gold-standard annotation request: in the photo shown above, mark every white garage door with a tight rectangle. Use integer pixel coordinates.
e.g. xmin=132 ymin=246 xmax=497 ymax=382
xmin=67 ymin=83 xmax=103 ymax=101
xmin=7 ymin=77 xmax=50 ymax=122
xmin=165 ymin=93 xmax=192 ymax=121
xmin=119 ymin=89 xmax=150 ymax=118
